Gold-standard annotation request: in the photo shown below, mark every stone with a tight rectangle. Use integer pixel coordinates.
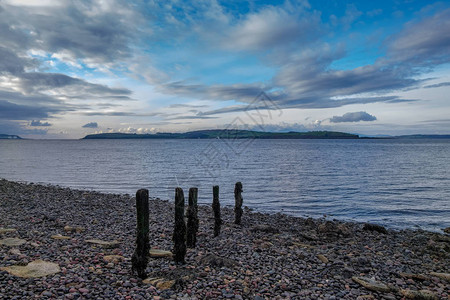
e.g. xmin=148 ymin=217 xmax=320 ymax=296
xmin=142 ymin=277 xmax=175 ymax=290
xmin=51 ymin=234 xmax=71 ymax=240
xmin=250 ymin=225 xmax=280 ymax=234
xmin=317 ymin=254 xmax=329 ymax=264
xmin=253 ymin=239 xmax=273 ymax=249
xmin=337 ymin=224 xmax=352 ymax=237
xmin=0 ymin=238 xmax=26 ymax=246
xmin=352 ymin=276 xmax=390 ymax=293
xmin=64 ymin=226 xmax=85 ymax=233
xmin=156 ymin=280 xmax=175 ymax=290
xmin=363 ymin=223 xmax=388 ymax=234
xmin=399 ymin=272 xmax=428 ymax=281
xmin=0 ymin=228 xmax=17 ymax=234
xmin=443 ymin=227 xmax=450 ymax=234
xmin=356 ymin=296 xmax=375 ymax=300
xmin=104 ymin=255 xmax=125 ymax=263
xmin=9 ymin=248 xmax=21 ymax=255
xmin=317 ymin=221 xmax=350 ymax=236
xmin=429 ymin=272 xmax=450 ymax=282
xmin=198 ymin=253 xmax=237 ymax=268
xmin=0 ymin=260 xmax=60 ymax=278
xmin=85 ymin=239 xmax=120 ymax=248
xmin=149 ymin=249 xmax=173 ymax=258
xmin=400 ymin=289 xmax=438 ymax=300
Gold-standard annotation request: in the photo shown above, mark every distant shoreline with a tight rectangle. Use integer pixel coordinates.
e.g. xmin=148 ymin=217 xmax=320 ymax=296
xmin=82 ymin=130 xmax=360 ymax=140
xmin=81 ymin=130 xmax=450 ymax=140
xmin=2 ymin=131 xmax=450 ymax=140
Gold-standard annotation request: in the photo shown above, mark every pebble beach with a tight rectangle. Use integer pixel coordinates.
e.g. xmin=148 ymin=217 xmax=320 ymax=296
xmin=0 ymin=179 xmax=449 ymax=299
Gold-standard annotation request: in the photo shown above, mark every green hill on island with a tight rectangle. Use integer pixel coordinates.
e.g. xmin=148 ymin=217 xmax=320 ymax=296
xmin=82 ymin=130 xmax=360 ymax=139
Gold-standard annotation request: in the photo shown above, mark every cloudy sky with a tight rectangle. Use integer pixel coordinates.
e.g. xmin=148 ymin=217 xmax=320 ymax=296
xmin=1 ymin=0 xmax=449 ymax=138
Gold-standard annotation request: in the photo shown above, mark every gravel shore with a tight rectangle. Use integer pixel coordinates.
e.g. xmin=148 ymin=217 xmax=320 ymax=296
xmin=0 ymin=179 xmax=449 ymax=299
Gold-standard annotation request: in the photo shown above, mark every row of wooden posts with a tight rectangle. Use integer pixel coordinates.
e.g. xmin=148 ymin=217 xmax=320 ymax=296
xmin=131 ymin=182 xmax=244 ymax=278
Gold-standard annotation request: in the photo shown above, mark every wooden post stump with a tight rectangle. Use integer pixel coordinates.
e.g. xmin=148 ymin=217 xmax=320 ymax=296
xmin=173 ymin=187 xmax=187 ymax=263
xmin=234 ymin=182 xmax=243 ymax=225
xmin=212 ymin=185 xmax=221 ymax=237
xmin=131 ymin=189 xmax=149 ymax=279
xmin=186 ymin=187 xmax=199 ymax=248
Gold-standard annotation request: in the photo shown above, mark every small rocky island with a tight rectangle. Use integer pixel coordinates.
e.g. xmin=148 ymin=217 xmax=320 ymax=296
xmin=0 ymin=179 xmax=448 ymax=299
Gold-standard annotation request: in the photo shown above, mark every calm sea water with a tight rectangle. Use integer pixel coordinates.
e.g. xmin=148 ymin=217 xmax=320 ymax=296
xmin=0 ymin=138 xmax=449 ymax=232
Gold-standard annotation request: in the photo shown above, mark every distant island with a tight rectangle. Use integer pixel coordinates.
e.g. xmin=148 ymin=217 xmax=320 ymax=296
xmin=0 ymin=134 xmax=22 ymax=139
xmin=2 ymin=131 xmax=449 ymax=140
xmin=82 ymin=130 xmax=360 ymax=139
xmin=82 ymin=130 xmax=450 ymax=140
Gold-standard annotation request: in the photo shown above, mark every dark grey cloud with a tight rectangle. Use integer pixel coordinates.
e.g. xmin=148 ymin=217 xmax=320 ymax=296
xmin=166 ymin=115 xmax=218 ymax=120
xmin=19 ymin=72 xmax=132 ymax=98
xmin=0 ymin=47 xmax=37 ymax=75
xmin=0 ymin=100 xmax=57 ymax=120
xmin=159 ymin=81 xmax=265 ymax=102
xmin=0 ymin=1 xmax=142 ymax=63
xmin=329 ymin=112 xmax=377 ymax=123
xmin=82 ymin=122 xmax=98 ymax=128
xmin=0 ymin=90 xmax=68 ymax=107
xmin=424 ymin=82 xmax=450 ymax=88
xmin=270 ymin=41 xmax=421 ymax=108
xmin=197 ymin=95 xmax=408 ymax=116
xmin=168 ymin=104 xmax=208 ymax=109
xmin=81 ymin=111 xmax=163 ymax=117
xmin=420 ymin=118 xmax=450 ymax=123
xmin=387 ymin=8 xmax=450 ymax=67
xmin=30 ymin=120 xmax=52 ymax=127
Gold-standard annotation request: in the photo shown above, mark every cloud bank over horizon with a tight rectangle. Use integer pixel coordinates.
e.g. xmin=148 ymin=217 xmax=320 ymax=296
xmin=0 ymin=0 xmax=449 ymax=138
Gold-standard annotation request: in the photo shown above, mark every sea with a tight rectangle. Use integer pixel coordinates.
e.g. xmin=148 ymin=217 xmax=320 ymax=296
xmin=0 ymin=138 xmax=449 ymax=232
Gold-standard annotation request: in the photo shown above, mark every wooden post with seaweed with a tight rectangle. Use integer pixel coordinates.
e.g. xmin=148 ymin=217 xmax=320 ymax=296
xmin=212 ymin=185 xmax=221 ymax=237
xmin=186 ymin=187 xmax=199 ymax=248
xmin=173 ymin=187 xmax=187 ymax=263
xmin=234 ymin=182 xmax=243 ymax=225
xmin=131 ymin=189 xmax=150 ymax=279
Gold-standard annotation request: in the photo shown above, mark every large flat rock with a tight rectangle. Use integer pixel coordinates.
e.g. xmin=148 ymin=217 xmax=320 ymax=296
xmin=51 ymin=234 xmax=71 ymax=240
xmin=85 ymin=239 xmax=120 ymax=248
xmin=104 ymin=255 xmax=125 ymax=263
xmin=143 ymin=277 xmax=175 ymax=290
xmin=352 ymin=276 xmax=390 ymax=293
xmin=149 ymin=249 xmax=173 ymax=258
xmin=0 ymin=238 xmax=26 ymax=246
xmin=0 ymin=260 xmax=60 ymax=278
xmin=0 ymin=228 xmax=17 ymax=234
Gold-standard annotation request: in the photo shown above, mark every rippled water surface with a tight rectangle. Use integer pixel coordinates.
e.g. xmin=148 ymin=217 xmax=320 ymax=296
xmin=1 ymin=138 xmax=449 ymax=231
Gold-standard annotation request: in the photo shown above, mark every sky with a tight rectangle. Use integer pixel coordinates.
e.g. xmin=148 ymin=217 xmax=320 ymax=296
xmin=1 ymin=0 xmax=450 ymax=139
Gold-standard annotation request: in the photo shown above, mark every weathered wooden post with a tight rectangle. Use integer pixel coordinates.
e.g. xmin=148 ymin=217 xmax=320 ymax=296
xmin=234 ymin=182 xmax=243 ymax=225
xmin=131 ymin=189 xmax=149 ymax=279
xmin=212 ymin=185 xmax=221 ymax=237
xmin=186 ymin=187 xmax=199 ymax=248
xmin=173 ymin=187 xmax=187 ymax=263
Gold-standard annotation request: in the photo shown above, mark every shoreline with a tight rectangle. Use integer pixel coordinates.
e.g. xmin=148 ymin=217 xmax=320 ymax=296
xmin=3 ymin=178 xmax=447 ymax=234
xmin=1 ymin=179 xmax=449 ymax=299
